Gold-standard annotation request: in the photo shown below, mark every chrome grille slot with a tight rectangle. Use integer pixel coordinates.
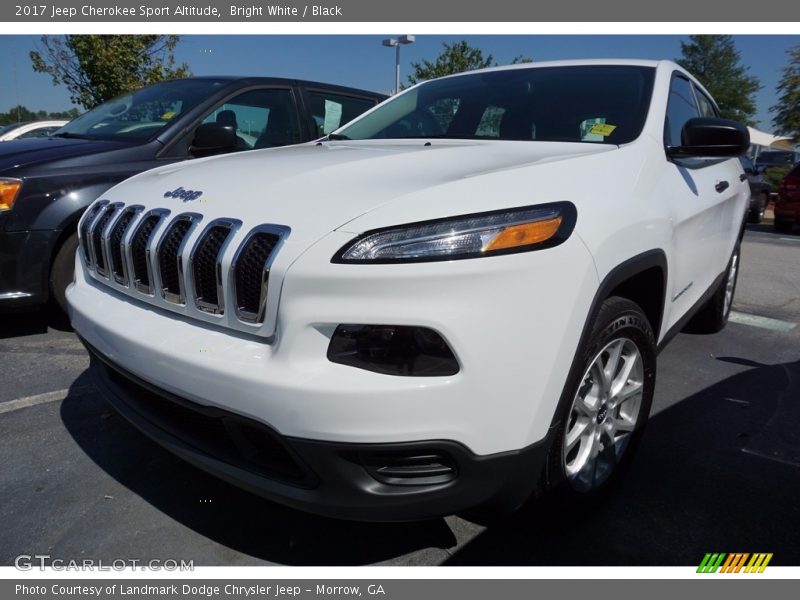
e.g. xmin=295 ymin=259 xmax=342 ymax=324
xmin=157 ymin=214 xmax=199 ymax=304
xmin=108 ymin=207 xmax=140 ymax=285
xmin=190 ymin=220 xmax=238 ymax=315
xmin=79 ymin=201 xmax=108 ymax=268
xmin=232 ymin=226 xmax=288 ymax=324
xmin=90 ymin=204 xmax=117 ymax=277
xmin=131 ymin=211 xmax=167 ymax=295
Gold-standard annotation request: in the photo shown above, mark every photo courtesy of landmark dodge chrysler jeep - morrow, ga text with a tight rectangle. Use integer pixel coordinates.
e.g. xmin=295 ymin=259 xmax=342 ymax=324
xmin=68 ymin=60 xmax=751 ymax=521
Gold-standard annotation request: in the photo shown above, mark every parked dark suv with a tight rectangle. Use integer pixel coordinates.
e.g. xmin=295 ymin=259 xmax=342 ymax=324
xmin=739 ymin=156 xmax=772 ymax=223
xmin=0 ymin=77 xmax=385 ymax=312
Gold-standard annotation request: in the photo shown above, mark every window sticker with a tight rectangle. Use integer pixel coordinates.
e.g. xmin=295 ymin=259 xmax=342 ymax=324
xmin=323 ymin=100 xmax=343 ymax=134
xmin=580 ymin=117 xmax=616 ymax=141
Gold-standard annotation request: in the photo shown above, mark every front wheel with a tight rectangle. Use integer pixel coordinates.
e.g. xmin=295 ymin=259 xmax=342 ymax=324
xmin=50 ymin=232 xmax=78 ymax=315
xmin=546 ymin=297 xmax=656 ymax=497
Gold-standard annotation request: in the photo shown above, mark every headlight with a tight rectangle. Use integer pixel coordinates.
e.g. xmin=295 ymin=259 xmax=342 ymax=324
xmin=334 ymin=201 xmax=576 ymax=263
xmin=0 ymin=178 xmax=22 ymax=212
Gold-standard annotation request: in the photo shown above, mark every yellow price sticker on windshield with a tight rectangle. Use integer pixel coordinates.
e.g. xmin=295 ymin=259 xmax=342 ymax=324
xmin=588 ymin=123 xmax=616 ymax=136
xmin=161 ymin=111 xmax=177 ymax=120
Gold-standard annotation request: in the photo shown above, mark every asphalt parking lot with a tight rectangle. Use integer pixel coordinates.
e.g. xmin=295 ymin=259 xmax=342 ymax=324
xmin=1 ymin=224 xmax=799 ymax=567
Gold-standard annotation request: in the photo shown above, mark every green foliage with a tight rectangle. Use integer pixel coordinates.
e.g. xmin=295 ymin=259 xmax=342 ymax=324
xmin=762 ymin=166 xmax=791 ymax=192
xmin=407 ymin=41 xmax=495 ymax=85
xmin=676 ymin=35 xmax=760 ymax=124
xmin=771 ymin=44 xmax=800 ymax=140
xmin=30 ymin=35 xmax=190 ymax=110
xmin=0 ymin=105 xmax=80 ymax=126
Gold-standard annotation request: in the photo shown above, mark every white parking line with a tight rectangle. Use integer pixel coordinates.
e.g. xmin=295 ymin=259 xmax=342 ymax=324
xmin=729 ymin=311 xmax=797 ymax=332
xmin=0 ymin=386 xmax=91 ymax=415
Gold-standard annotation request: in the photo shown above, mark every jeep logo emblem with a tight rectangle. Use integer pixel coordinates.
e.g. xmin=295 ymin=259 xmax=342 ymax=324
xmin=164 ymin=187 xmax=203 ymax=202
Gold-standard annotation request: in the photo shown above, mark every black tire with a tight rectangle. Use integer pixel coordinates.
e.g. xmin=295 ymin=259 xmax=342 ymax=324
xmin=49 ymin=232 xmax=79 ymax=315
xmin=774 ymin=217 xmax=793 ymax=233
xmin=685 ymin=243 xmax=740 ymax=334
xmin=544 ymin=296 xmax=656 ymax=500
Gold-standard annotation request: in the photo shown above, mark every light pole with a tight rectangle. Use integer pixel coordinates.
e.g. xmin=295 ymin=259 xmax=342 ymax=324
xmin=382 ymin=35 xmax=415 ymax=95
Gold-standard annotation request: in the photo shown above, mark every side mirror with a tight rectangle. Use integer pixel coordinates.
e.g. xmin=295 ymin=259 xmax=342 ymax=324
xmin=667 ymin=117 xmax=750 ymax=159
xmin=190 ymin=123 xmax=237 ymax=157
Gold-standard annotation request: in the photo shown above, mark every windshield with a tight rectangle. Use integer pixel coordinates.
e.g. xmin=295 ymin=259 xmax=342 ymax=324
xmin=338 ymin=65 xmax=656 ymax=145
xmin=56 ymin=79 xmax=229 ymax=142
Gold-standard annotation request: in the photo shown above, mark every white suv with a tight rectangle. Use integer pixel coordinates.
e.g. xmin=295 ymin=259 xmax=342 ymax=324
xmin=68 ymin=60 xmax=750 ymax=521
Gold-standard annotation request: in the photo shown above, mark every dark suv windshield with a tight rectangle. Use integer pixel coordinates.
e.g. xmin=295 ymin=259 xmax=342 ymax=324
xmin=56 ymin=79 xmax=229 ymax=142
xmin=338 ymin=65 xmax=656 ymax=145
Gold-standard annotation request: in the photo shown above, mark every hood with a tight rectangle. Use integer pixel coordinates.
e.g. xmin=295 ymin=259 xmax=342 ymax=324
xmin=110 ymin=139 xmax=616 ymax=249
xmin=0 ymin=137 xmax=131 ymax=174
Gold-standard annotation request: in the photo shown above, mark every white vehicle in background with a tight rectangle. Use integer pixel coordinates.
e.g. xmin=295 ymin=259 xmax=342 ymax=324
xmin=0 ymin=120 xmax=68 ymax=141
xmin=68 ymin=60 xmax=750 ymax=521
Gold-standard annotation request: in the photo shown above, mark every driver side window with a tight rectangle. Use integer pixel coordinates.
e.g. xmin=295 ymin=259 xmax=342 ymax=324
xmin=665 ymin=75 xmax=700 ymax=147
xmin=200 ymin=88 xmax=302 ymax=151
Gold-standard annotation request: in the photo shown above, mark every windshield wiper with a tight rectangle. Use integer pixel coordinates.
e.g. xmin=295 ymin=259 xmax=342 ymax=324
xmin=324 ymin=133 xmax=351 ymax=141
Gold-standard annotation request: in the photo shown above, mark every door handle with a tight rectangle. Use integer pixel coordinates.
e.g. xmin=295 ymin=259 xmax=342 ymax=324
xmin=715 ymin=181 xmax=730 ymax=193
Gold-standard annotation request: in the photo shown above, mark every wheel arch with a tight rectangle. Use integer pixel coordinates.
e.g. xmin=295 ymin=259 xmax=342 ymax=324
xmin=546 ymin=249 xmax=667 ymax=435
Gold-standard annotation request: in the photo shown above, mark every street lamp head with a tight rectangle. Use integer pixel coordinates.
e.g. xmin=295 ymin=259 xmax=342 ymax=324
xmin=398 ymin=35 xmax=416 ymax=45
xmin=382 ymin=38 xmax=398 ymax=47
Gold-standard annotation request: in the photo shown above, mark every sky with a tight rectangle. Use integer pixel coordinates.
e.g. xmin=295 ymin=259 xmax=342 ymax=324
xmin=1 ymin=34 xmax=798 ymax=131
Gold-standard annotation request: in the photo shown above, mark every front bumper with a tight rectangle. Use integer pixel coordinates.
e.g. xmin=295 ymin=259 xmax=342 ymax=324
xmin=84 ymin=338 xmax=549 ymax=521
xmin=0 ymin=229 xmax=57 ymax=308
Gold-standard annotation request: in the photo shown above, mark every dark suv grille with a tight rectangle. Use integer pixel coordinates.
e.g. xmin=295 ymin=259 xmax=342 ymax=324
xmin=233 ymin=232 xmax=281 ymax=322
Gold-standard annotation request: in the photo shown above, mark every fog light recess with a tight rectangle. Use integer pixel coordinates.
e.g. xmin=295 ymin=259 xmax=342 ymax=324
xmin=327 ymin=324 xmax=459 ymax=376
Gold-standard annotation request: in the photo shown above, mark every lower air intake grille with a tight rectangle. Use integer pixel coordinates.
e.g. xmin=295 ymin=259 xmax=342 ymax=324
xmin=192 ymin=224 xmax=233 ymax=312
xmin=234 ymin=232 xmax=281 ymax=322
xmin=109 ymin=208 xmax=137 ymax=284
xmin=157 ymin=217 xmax=194 ymax=303
xmin=131 ymin=215 xmax=161 ymax=292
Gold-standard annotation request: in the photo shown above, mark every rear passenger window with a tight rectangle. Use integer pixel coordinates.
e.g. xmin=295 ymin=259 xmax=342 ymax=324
xmin=307 ymin=92 xmax=376 ymax=136
xmin=665 ymin=76 xmax=700 ymax=146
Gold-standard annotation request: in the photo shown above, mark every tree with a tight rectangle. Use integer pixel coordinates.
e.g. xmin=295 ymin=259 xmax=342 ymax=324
xmin=407 ymin=41 xmax=495 ymax=85
xmin=676 ymin=35 xmax=760 ymax=124
xmin=0 ymin=105 xmax=80 ymax=126
xmin=30 ymin=35 xmax=190 ymax=110
xmin=771 ymin=44 xmax=800 ymax=140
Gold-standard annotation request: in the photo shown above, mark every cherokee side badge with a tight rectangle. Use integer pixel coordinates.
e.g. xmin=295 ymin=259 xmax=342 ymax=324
xmin=164 ymin=187 xmax=203 ymax=202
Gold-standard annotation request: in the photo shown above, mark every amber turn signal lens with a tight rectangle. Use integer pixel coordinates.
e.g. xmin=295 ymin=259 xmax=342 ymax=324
xmin=484 ymin=216 xmax=563 ymax=251
xmin=0 ymin=179 xmax=22 ymax=212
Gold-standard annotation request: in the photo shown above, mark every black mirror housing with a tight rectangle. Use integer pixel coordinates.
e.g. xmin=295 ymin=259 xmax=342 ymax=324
xmin=190 ymin=123 xmax=237 ymax=157
xmin=667 ymin=117 xmax=750 ymax=159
